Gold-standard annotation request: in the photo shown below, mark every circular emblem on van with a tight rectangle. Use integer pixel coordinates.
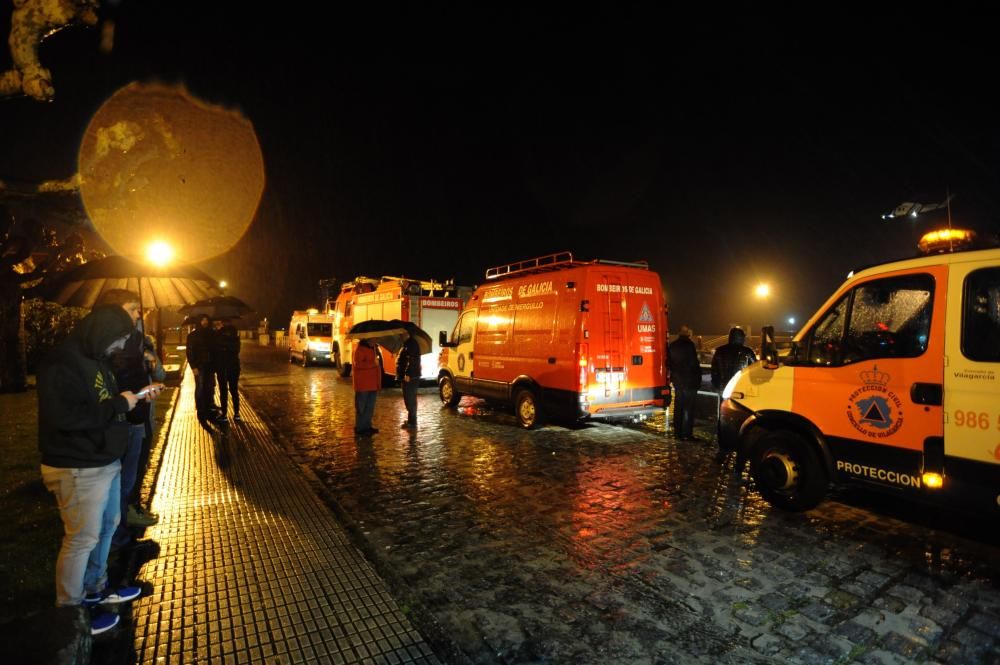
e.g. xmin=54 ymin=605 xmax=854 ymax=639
xmin=847 ymin=365 xmax=904 ymax=439
xmin=458 ymin=354 xmax=466 ymax=371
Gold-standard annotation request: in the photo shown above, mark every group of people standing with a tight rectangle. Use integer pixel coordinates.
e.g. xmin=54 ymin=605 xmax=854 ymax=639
xmin=38 ymin=289 xmax=167 ymax=636
xmin=668 ymin=325 xmax=757 ymax=441
xmin=352 ymin=329 xmax=422 ymax=435
xmin=185 ymin=314 xmax=242 ymax=422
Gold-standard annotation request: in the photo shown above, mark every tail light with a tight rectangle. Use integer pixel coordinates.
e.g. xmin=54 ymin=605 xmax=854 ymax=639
xmin=576 ymin=342 xmax=588 ymax=389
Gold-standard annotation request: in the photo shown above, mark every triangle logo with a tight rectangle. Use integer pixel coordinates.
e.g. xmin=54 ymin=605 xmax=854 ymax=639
xmin=863 ymin=402 xmax=885 ymax=422
xmin=638 ymin=303 xmax=654 ymax=323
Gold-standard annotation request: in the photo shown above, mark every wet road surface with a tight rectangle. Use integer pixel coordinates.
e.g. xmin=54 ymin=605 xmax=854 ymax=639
xmin=239 ymin=345 xmax=1000 ymax=664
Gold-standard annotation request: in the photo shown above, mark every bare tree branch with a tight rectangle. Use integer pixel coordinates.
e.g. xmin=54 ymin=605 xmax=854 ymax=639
xmin=1 ymin=0 xmax=101 ymax=101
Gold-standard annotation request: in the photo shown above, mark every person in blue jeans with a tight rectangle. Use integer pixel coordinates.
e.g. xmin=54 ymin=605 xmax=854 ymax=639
xmin=96 ymin=290 xmax=165 ymax=549
xmin=38 ymin=305 xmax=154 ymax=635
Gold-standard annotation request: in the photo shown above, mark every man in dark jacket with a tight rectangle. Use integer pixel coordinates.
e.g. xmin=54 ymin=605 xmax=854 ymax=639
xmin=668 ymin=325 xmax=701 ymax=441
xmin=38 ymin=304 xmax=145 ymax=635
xmin=211 ymin=318 xmax=242 ymax=421
xmin=396 ymin=330 xmax=422 ymax=429
xmin=186 ymin=315 xmax=216 ymax=420
xmin=95 ymin=290 xmax=165 ymax=549
xmin=711 ymin=327 xmax=757 ymax=393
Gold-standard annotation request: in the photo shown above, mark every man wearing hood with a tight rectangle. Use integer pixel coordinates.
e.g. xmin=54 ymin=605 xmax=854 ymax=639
xmin=710 ymin=327 xmax=757 ymax=394
xmin=38 ymin=304 xmax=148 ymax=635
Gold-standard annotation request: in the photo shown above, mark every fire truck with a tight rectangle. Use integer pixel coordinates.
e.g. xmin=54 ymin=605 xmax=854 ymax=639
xmin=720 ymin=228 xmax=1000 ymax=513
xmin=438 ymin=252 xmax=669 ymax=428
xmin=327 ymin=275 xmax=468 ymax=381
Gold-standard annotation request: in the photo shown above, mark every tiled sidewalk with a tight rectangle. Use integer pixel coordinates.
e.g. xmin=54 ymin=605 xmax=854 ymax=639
xmin=132 ymin=369 xmax=439 ymax=664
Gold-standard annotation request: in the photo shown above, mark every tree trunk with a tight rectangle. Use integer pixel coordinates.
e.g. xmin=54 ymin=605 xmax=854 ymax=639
xmin=0 ymin=277 xmax=27 ymax=393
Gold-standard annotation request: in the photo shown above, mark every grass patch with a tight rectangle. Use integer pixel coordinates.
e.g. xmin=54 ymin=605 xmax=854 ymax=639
xmin=0 ymin=385 xmax=59 ymax=624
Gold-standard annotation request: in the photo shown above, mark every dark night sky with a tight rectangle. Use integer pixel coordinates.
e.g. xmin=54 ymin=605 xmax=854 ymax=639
xmin=2 ymin=5 xmax=998 ymax=332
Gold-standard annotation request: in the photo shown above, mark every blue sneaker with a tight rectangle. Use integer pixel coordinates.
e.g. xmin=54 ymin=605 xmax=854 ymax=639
xmin=90 ymin=611 xmax=120 ymax=635
xmin=84 ymin=584 xmax=143 ymax=606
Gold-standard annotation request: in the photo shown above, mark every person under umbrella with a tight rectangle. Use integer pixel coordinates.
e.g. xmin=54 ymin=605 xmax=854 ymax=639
xmin=396 ymin=328 xmax=422 ymax=430
xmin=186 ymin=315 xmax=218 ymax=420
xmin=211 ymin=318 xmax=242 ymax=422
xmin=352 ymin=338 xmax=381 ymax=436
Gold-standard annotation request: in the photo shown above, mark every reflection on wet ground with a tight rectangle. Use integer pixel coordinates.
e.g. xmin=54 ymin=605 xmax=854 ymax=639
xmin=240 ymin=345 xmax=1000 ymax=664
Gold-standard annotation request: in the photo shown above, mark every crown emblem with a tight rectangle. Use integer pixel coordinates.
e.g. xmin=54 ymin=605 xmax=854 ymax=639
xmin=860 ymin=365 xmax=890 ymax=386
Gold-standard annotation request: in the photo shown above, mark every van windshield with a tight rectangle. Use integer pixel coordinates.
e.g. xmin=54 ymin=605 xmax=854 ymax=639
xmin=307 ymin=323 xmax=332 ymax=336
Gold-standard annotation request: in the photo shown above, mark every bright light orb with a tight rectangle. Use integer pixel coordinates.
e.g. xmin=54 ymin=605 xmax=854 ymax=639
xmin=219 ymin=280 xmax=228 ymax=289
xmin=78 ymin=82 xmax=265 ymax=263
xmin=754 ymin=283 xmax=771 ymax=299
xmin=146 ymin=241 xmax=174 ymax=266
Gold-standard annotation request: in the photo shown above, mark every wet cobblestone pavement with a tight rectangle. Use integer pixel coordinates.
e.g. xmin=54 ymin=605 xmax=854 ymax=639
xmin=241 ymin=345 xmax=1000 ymax=664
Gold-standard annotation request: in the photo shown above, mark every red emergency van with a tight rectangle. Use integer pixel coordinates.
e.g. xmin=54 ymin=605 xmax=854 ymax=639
xmin=438 ymin=252 xmax=669 ymax=428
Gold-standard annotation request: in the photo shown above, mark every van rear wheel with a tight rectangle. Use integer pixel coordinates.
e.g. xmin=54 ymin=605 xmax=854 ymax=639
xmin=515 ymin=389 xmax=542 ymax=429
xmin=439 ymin=375 xmax=460 ymax=407
xmin=750 ymin=430 xmax=827 ymax=511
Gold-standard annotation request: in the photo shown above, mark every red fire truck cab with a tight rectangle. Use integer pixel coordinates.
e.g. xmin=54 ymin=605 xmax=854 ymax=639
xmin=438 ymin=252 xmax=669 ymax=428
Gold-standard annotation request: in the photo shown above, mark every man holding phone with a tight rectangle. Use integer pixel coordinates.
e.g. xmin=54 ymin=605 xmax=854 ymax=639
xmin=38 ymin=304 xmax=152 ymax=635
xmin=95 ymin=290 xmax=165 ymax=549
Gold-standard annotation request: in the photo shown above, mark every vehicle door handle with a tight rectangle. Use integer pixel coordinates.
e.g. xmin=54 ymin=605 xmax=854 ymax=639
xmin=910 ymin=382 xmax=942 ymax=406
xmin=548 ymin=357 xmax=556 ymax=364
xmin=469 ymin=351 xmax=474 ymax=359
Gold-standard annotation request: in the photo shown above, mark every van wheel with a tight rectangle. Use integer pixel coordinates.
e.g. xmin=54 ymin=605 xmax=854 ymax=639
xmin=750 ymin=430 xmax=827 ymax=511
xmin=515 ymin=389 xmax=542 ymax=429
xmin=302 ymin=350 xmax=310 ymax=368
xmin=439 ymin=375 xmax=460 ymax=407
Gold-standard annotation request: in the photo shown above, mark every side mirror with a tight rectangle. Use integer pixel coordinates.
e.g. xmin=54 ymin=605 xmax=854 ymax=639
xmin=761 ymin=325 xmax=779 ymax=369
xmin=439 ymin=330 xmax=454 ymax=347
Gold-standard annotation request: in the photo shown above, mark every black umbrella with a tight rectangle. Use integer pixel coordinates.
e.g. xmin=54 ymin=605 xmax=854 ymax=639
xmin=35 ymin=255 xmax=222 ymax=309
xmin=347 ymin=319 xmax=433 ymax=355
xmin=179 ymin=295 xmax=253 ymax=321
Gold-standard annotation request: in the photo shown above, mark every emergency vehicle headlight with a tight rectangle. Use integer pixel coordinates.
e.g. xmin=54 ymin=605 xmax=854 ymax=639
xmin=921 ymin=472 xmax=944 ymax=489
xmin=722 ymin=371 xmax=743 ymax=400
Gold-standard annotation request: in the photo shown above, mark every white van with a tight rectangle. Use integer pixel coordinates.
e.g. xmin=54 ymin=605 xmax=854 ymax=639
xmin=288 ymin=309 xmax=335 ymax=367
xmin=720 ymin=230 xmax=1000 ymax=513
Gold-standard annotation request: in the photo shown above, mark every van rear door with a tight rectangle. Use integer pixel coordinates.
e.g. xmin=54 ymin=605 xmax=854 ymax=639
xmin=588 ymin=267 xmax=664 ymax=407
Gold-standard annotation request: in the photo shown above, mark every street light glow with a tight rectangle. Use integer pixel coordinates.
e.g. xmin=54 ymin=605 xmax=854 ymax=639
xmin=754 ymin=283 xmax=771 ymax=299
xmin=788 ymin=317 xmax=796 ymax=325
xmin=146 ymin=241 xmax=174 ymax=266
xmin=219 ymin=280 xmax=228 ymax=289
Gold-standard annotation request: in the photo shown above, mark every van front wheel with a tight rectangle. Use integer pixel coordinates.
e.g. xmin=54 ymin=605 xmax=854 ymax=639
xmin=750 ymin=430 xmax=827 ymax=511
xmin=439 ymin=375 xmax=460 ymax=407
xmin=515 ymin=389 xmax=542 ymax=429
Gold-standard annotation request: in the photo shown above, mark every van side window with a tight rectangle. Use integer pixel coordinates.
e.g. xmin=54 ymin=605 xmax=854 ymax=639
xmin=842 ymin=274 xmax=934 ymax=363
xmin=793 ymin=295 xmax=847 ymax=366
xmin=962 ymin=267 xmax=1000 ymax=362
xmin=458 ymin=313 xmax=476 ymax=345
xmin=788 ymin=273 xmax=934 ymax=367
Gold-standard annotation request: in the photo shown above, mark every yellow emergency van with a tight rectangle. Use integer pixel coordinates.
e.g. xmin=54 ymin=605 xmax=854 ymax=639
xmin=720 ymin=230 xmax=1000 ymax=512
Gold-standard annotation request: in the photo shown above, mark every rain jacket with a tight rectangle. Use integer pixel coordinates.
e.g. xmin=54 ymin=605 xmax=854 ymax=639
xmin=352 ymin=342 xmax=381 ymax=392
xmin=395 ymin=336 xmax=422 ymax=380
xmin=186 ymin=324 xmax=213 ymax=370
xmin=38 ymin=304 xmax=135 ymax=468
xmin=668 ymin=334 xmax=702 ymax=391
xmin=212 ymin=323 xmax=241 ymax=371
xmin=109 ymin=329 xmax=154 ymax=425
xmin=710 ymin=328 xmax=758 ymax=391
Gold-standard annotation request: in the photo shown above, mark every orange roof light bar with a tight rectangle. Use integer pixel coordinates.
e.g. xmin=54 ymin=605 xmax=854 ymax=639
xmin=917 ymin=228 xmax=976 ymax=255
